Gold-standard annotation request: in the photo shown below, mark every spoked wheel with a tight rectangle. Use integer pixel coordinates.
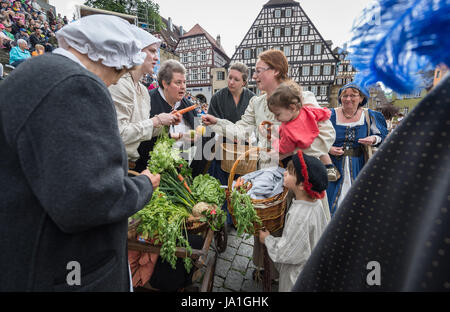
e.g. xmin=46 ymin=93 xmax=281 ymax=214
xmin=214 ymin=225 xmax=228 ymax=254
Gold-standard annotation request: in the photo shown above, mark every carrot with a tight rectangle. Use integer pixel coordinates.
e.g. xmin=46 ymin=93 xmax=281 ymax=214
xmin=172 ymin=104 xmax=198 ymax=115
xmin=178 ymin=174 xmax=192 ymax=193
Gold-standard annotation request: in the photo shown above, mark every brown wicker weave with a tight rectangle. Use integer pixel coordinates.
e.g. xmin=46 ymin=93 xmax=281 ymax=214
xmin=227 ymin=147 xmax=288 ymax=233
xmin=220 ymin=143 xmax=258 ymax=175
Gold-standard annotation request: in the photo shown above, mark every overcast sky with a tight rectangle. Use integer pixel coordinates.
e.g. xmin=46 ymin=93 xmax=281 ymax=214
xmin=49 ymin=0 xmax=373 ymax=57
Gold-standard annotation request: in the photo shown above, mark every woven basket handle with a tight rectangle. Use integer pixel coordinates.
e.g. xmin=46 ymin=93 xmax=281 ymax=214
xmin=227 ymin=147 xmax=268 ymax=193
xmin=260 ymin=121 xmax=273 ymax=150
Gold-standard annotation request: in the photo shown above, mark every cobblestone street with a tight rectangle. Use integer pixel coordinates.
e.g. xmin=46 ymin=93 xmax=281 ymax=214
xmin=209 ymin=228 xmax=278 ymax=293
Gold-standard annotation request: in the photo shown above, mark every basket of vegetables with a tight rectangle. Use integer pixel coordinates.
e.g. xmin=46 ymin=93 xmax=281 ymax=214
xmin=227 ymin=147 xmax=288 ymax=236
xmin=128 ymin=128 xmax=226 ymax=272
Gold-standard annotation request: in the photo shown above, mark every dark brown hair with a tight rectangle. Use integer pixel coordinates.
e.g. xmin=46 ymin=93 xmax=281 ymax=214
xmin=286 ymin=160 xmax=304 ymax=185
xmin=258 ymin=49 xmax=289 ymax=82
xmin=267 ymin=80 xmax=303 ymax=111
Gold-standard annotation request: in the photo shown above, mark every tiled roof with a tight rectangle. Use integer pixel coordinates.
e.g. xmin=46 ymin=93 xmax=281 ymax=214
xmin=263 ymin=0 xmax=298 ymax=8
xmin=180 ymin=24 xmax=230 ymax=60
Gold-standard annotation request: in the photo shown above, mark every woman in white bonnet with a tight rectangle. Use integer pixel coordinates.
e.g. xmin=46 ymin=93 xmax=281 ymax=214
xmin=0 ymin=14 xmax=159 ymax=291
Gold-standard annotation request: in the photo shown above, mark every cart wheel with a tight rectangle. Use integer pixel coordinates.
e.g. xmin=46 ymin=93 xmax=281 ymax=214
xmin=214 ymin=225 xmax=228 ymax=254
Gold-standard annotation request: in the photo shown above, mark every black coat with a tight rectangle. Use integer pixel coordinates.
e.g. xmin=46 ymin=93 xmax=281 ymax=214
xmin=293 ymin=75 xmax=450 ymax=291
xmin=0 ymin=54 xmax=153 ymax=291
xmin=135 ymin=88 xmax=209 ymax=176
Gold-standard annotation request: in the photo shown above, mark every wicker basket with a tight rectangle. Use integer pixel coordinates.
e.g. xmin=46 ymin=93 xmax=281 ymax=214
xmin=220 ymin=143 xmax=258 ymax=175
xmin=227 ymin=147 xmax=288 ymax=233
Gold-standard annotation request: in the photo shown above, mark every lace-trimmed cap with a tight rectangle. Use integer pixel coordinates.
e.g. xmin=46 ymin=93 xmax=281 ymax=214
xmin=56 ymin=14 xmax=146 ymax=70
xmin=129 ymin=25 xmax=161 ymax=49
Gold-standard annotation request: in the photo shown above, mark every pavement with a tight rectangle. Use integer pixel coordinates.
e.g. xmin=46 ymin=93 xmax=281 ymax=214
xmin=193 ymin=226 xmax=278 ymax=292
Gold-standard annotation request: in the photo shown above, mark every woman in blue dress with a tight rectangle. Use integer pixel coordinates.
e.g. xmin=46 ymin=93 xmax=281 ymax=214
xmin=327 ymin=83 xmax=388 ymax=216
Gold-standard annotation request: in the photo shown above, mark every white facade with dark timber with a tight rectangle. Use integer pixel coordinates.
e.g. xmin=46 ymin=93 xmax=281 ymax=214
xmin=175 ymin=24 xmax=230 ymax=104
xmin=231 ymin=0 xmax=338 ymax=106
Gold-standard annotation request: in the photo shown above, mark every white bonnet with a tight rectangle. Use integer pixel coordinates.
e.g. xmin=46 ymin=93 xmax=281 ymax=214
xmin=129 ymin=25 xmax=161 ymax=49
xmin=56 ymin=14 xmax=146 ymax=70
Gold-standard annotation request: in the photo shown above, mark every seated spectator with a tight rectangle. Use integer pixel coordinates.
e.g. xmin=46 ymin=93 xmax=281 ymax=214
xmin=29 ymin=27 xmax=44 ymax=46
xmin=31 ymin=0 xmax=41 ymax=13
xmin=14 ymin=27 xmax=30 ymax=47
xmin=12 ymin=1 xmax=24 ymax=14
xmin=0 ymin=23 xmax=13 ymax=48
xmin=2 ymin=22 xmax=14 ymax=41
xmin=31 ymin=43 xmax=43 ymax=56
xmin=46 ymin=7 xmax=55 ymax=25
xmin=1 ymin=1 xmax=10 ymax=13
xmin=9 ymin=38 xmax=30 ymax=67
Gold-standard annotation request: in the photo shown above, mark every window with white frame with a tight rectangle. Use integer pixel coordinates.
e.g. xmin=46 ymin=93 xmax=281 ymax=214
xmin=338 ymin=64 xmax=344 ymax=72
xmin=303 ymin=44 xmax=311 ymax=55
xmin=301 ymin=25 xmax=309 ymax=36
xmin=283 ymin=45 xmax=291 ymax=57
xmin=196 ymin=37 xmax=202 ymax=44
xmin=313 ymin=65 xmax=321 ymax=75
xmin=274 ymin=27 xmax=281 ymax=37
xmin=192 ymin=52 xmax=197 ymax=62
xmin=348 ymin=64 xmax=353 ymax=71
xmin=244 ymin=49 xmax=252 ymax=59
xmin=285 ymin=27 xmax=291 ymax=37
xmin=274 ymin=9 xmax=281 ymax=18
xmin=285 ymin=8 xmax=292 ymax=17
xmin=192 ymin=69 xmax=198 ymax=81
xmin=320 ymin=86 xmax=327 ymax=96
xmin=323 ymin=65 xmax=331 ymax=75
xmin=337 ymin=78 xmax=343 ymax=85
xmin=201 ymin=50 xmax=206 ymax=61
xmin=314 ymin=44 xmax=322 ymax=55
xmin=302 ymin=66 xmax=310 ymax=76
xmin=311 ymin=86 xmax=318 ymax=95
xmin=256 ymin=47 xmax=264 ymax=57
xmin=201 ymin=68 xmax=207 ymax=80
xmin=217 ymin=71 xmax=225 ymax=80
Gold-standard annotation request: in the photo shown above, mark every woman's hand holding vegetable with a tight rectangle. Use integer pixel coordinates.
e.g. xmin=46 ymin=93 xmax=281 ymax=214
xmin=140 ymin=169 xmax=161 ymax=189
xmin=152 ymin=112 xmax=182 ymax=127
xmin=201 ymin=114 xmax=217 ymax=126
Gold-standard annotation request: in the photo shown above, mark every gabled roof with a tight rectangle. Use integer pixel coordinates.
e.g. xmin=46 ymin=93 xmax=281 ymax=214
xmin=157 ymin=17 xmax=183 ymax=51
xmin=263 ymin=0 xmax=299 ymax=8
xmin=179 ymin=24 xmax=230 ymax=61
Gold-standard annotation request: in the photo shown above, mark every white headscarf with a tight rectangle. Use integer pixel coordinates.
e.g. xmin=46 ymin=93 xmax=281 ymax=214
xmin=129 ymin=25 xmax=161 ymax=50
xmin=56 ymin=14 xmax=146 ymax=70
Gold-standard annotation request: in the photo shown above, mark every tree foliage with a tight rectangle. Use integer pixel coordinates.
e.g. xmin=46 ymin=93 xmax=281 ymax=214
xmin=83 ymin=0 xmax=163 ymax=31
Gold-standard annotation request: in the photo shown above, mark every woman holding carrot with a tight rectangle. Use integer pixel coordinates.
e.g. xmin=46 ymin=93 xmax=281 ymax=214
xmin=135 ymin=60 xmax=209 ymax=177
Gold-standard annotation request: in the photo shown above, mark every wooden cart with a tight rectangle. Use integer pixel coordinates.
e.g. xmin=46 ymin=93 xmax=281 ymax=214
xmin=128 ymin=224 xmax=228 ymax=292
xmin=127 ymin=170 xmax=227 ymax=292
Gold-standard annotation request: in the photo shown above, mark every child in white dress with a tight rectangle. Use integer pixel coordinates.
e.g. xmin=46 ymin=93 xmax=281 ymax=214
xmin=259 ymin=150 xmax=329 ymax=292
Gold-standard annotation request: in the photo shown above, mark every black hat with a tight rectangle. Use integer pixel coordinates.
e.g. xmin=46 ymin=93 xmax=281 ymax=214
xmin=292 ymin=150 xmax=328 ymax=199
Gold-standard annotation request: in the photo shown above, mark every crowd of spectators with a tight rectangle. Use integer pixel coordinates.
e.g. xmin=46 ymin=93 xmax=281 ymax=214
xmin=1 ymin=0 xmax=70 ymax=72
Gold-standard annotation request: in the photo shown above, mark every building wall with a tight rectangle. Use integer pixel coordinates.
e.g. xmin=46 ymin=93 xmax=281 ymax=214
xmin=230 ymin=3 xmax=338 ymax=105
xmin=211 ymin=67 xmax=228 ymax=94
xmin=433 ymin=65 xmax=448 ymax=87
xmin=391 ymin=89 xmax=427 ymax=115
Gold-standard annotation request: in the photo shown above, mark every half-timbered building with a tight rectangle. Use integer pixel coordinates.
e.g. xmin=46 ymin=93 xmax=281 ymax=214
xmin=175 ymin=24 xmax=230 ymax=104
xmin=231 ymin=0 xmax=338 ymax=106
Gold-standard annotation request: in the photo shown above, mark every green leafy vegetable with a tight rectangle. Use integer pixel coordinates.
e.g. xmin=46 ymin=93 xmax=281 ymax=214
xmin=230 ymin=188 xmax=262 ymax=239
xmin=134 ymin=190 xmax=193 ymax=272
xmin=191 ymin=174 xmax=226 ymax=207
